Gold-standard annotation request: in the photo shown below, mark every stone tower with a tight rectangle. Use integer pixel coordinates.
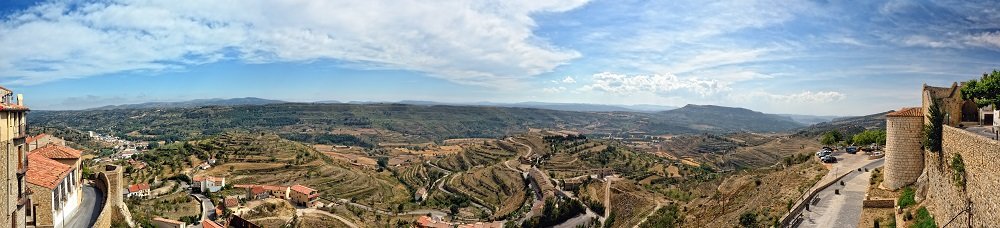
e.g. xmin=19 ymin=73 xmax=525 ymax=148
xmin=883 ymin=107 xmax=925 ymax=190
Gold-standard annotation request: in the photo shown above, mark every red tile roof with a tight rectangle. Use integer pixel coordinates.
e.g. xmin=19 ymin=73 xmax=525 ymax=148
xmin=202 ymin=219 xmax=224 ymax=228
xmin=26 ymin=153 xmax=73 ymax=189
xmin=31 ymin=144 xmax=82 ymax=159
xmin=887 ymin=107 xmax=923 ymax=117
xmin=250 ymin=186 xmax=266 ymax=195
xmin=25 ymin=134 xmax=46 ymax=144
xmin=225 ymin=197 xmax=239 ymax=207
xmin=290 ymin=184 xmax=316 ymax=195
xmin=128 ymin=183 xmax=150 ymax=193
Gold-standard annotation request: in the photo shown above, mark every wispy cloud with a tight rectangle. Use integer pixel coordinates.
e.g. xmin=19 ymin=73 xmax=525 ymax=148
xmin=578 ymin=72 xmax=729 ymax=97
xmin=0 ymin=0 xmax=589 ymax=85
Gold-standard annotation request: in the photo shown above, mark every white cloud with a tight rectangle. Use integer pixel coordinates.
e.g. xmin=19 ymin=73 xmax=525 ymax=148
xmin=0 ymin=0 xmax=589 ymax=85
xmin=542 ymin=86 xmax=567 ymax=93
xmin=737 ymin=91 xmax=846 ymax=103
xmin=561 ymin=76 xmax=576 ymax=84
xmin=579 ymin=72 xmax=729 ymax=97
xmin=965 ymin=31 xmax=1000 ymax=49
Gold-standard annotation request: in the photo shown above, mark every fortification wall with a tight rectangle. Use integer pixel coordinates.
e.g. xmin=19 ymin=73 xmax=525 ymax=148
xmin=924 ymin=126 xmax=1000 ymax=227
xmin=92 ymin=165 xmax=135 ymax=228
xmin=883 ymin=116 xmax=924 ymax=189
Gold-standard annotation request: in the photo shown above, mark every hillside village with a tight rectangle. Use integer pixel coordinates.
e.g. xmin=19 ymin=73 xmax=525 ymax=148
xmin=0 ymin=72 xmax=994 ymax=228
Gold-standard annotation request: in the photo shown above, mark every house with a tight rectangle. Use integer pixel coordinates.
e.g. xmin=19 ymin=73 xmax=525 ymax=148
xmin=236 ymin=184 xmax=289 ymax=199
xmin=25 ymin=134 xmax=66 ymax=151
xmin=128 ymin=159 xmax=147 ymax=170
xmin=226 ymin=214 xmax=262 ymax=228
xmin=150 ymin=217 xmax=185 ymax=228
xmin=126 ymin=184 xmax=151 ymax=198
xmin=0 ymin=87 xmax=29 ymax=227
xmin=416 ymin=215 xmax=451 ymax=228
xmin=193 ymin=176 xmax=226 ymax=193
xmin=202 ymin=219 xmax=225 ymax=228
xmin=414 ymin=187 xmax=428 ymax=202
xmin=224 ymin=196 xmax=240 ymax=209
xmin=25 ymin=143 xmax=83 ymax=228
xmin=289 ymin=184 xmax=319 ymax=206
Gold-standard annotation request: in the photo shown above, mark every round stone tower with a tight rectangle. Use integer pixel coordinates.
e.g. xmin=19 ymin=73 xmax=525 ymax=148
xmin=883 ymin=107 xmax=925 ymax=190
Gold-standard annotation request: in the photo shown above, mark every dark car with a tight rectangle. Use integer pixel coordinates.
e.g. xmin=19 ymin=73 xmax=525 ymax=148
xmin=846 ymin=146 xmax=858 ymax=154
xmin=821 ymin=155 xmax=837 ymax=163
xmin=822 ymin=146 xmax=834 ymax=151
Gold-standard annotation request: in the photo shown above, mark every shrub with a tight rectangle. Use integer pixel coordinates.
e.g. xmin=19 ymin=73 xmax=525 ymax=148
xmin=951 ymin=154 xmax=966 ymax=188
xmin=913 ymin=207 xmax=936 ymax=228
xmin=923 ymin=99 xmax=944 ymax=153
xmin=897 ymin=187 xmax=915 ymax=208
xmin=739 ymin=211 xmax=757 ymax=228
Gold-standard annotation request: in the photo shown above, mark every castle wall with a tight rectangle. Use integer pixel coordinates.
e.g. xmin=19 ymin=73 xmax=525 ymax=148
xmin=924 ymin=126 xmax=1000 ymax=227
xmin=883 ymin=116 xmax=924 ymax=190
xmin=922 ymin=89 xmax=966 ymax=127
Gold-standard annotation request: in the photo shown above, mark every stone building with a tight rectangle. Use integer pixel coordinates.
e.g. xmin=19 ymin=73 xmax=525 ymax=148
xmin=25 ymin=144 xmax=83 ymax=228
xmin=883 ymin=107 xmax=925 ymax=190
xmin=922 ymin=83 xmax=995 ymax=127
xmin=25 ymin=134 xmax=65 ymax=152
xmin=0 ymin=86 xmax=30 ymax=228
xmin=289 ymin=185 xmax=318 ymax=207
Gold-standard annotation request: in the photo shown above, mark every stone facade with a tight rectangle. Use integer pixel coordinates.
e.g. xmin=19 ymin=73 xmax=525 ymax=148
xmin=0 ymin=88 xmax=30 ymax=228
xmin=883 ymin=111 xmax=925 ymax=190
xmin=92 ymin=165 xmax=134 ymax=228
xmin=922 ymin=126 xmax=1000 ymax=227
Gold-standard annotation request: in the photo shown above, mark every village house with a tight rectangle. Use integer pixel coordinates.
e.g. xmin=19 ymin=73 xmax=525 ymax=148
xmin=289 ymin=185 xmax=319 ymax=207
xmin=194 ymin=176 xmax=226 ymax=193
xmin=0 ymin=87 xmax=30 ymax=227
xmin=25 ymin=153 xmax=81 ymax=228
xmin=235 ymin=184 xmax=289 ymax=200
xmin=125 ymin=184 xmax=151 ymax=198
xmin=150 ymin=217 xmax=186 ymax=228
xmin=25 ymin=134 xmax=65 ymax=151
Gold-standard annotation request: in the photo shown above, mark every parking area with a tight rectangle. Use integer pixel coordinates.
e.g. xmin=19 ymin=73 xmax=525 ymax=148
xmin=795 ymin=149 xmax=884 ymax=228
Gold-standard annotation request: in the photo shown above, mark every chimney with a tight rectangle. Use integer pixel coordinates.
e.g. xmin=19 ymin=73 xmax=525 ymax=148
xmin=16 ymin=94 xmax=23 ymax=106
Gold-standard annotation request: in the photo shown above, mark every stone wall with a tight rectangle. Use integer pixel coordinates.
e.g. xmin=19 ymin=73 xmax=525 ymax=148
xmin=923 ymin=126 xmax=1000 ymax=227
xmin=92 ymin=165 xmax=134 ymax=228
xmin=884 ymin=116 xmax=924 ymax=190
xmin=27 ymin=184 xmax=53 ymax=227
xmin=862 ymin=199 xmax=895 ymax=208
xmin=779 ymin=171 xmax=853 ymax=227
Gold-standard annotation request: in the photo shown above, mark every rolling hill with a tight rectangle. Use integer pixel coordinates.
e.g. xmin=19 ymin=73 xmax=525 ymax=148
xmin=655 ymin=104 xmax=805 ymax=132
xmin=90 ymin=97 xmax=287 ymax=110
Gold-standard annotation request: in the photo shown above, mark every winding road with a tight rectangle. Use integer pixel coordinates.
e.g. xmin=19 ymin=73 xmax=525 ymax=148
xmin=64 ymin=185 xmax=104 ymax=228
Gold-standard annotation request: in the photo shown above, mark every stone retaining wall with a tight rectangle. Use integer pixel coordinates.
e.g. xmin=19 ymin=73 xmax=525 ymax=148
xmin=862 ymin=199 xmax=895 ymax=208
xmin=92 ymin=165 xmax=135 ymax=228
xmin=924 ymin=126 xmax=1000 ymax=227
xmin=779 ymin=171 xmax=853 ymax=227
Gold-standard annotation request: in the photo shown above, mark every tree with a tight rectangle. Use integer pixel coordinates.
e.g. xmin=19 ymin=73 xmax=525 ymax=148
xmin=739 ymin=211 xmax=758 ymax=228
xmin=961 ymin=70 xmax=1000 ymax=108
xmin=924 ymin=99 xmax=944 ymax=153
xmin=852 ymin=130 xmax=886 ymax=146
xmin=820 ymin=131 xmax=842 ymax=146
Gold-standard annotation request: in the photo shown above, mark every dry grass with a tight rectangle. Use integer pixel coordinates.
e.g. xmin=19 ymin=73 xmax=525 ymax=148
xmin=608 ymin=180 xmax=658 ymax=228
xmin=444 ymin=164 xmax=528 ymax=219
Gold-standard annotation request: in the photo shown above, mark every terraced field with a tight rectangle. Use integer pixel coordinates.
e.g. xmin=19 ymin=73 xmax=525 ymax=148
xmin=445 ymin=164 xmax=528 ymax=219
xmin=609 ymin=180 xmax=659 ymax=228
xmin=433 ymin=140 xmax=518 ymax=172
xmin=195 ymin=133 xmax=410 ymax=208
xmin=393 ymin=163 xmax=444 ymax=197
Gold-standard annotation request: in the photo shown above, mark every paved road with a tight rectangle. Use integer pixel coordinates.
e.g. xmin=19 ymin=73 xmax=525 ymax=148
xmin=193 ymin=194 xmax=216 ymax=222
xmin=798 ymin=159 xmax=884 ymax=228
xmin=65 ymin=185 xmax=104 ymax=228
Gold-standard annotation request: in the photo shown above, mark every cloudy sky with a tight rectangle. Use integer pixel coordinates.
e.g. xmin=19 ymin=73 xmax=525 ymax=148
xmin=1 ymin=0 xmax=999 ymax=115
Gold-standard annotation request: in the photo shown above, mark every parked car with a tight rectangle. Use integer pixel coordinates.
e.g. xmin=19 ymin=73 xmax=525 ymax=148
xmin=846 ymin=146 xmax=858 ymax=154
xmin=821 ymin=155 xmax=837 ymax=163
xmin=822 ymin=146 xmax=834 ymax=151
xmin=816 ymin=150 xmax=832 ymax=158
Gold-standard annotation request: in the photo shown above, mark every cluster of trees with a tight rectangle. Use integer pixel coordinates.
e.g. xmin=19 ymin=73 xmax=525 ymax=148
xmin=819 ymin=129 xmax=886 ymax=147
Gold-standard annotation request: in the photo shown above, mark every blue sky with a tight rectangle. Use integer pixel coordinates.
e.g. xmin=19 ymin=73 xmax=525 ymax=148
xmin=1 ymin=0 xmax=999 ymax=115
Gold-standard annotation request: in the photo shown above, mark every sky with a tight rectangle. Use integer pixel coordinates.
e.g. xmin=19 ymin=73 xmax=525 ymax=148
xmin=1 ymin=0 xmax=999 ymax=115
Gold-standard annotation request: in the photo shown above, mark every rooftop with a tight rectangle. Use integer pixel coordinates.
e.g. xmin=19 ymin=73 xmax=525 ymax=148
xmin=31 ymin=144 xmax=82 ymax=159
xmin=128 ymin=183 xmax=150 ymax=193
xmin=290 ymin=184 xmax=316 ymax=194
xmin=26 ymin=153 xmax=73 ymax=189
xmin=202 ymin=219 xmax=224 ymax=228
xmin=152 ymin=217 xmax=184 ymax=225
xmin=887 ymin=107 xmax=923 ymax=117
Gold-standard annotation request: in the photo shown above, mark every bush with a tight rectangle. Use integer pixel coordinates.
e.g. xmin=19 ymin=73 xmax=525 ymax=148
xmin=913 ymin=207 xmax=936 ymax=228
xmin=739 ymin=211 xmax=757 ymax=228
xmin=897 ymin=187 xmax=915 ymax=208
xmin=951 ymin=154 xmax=966 ymax=188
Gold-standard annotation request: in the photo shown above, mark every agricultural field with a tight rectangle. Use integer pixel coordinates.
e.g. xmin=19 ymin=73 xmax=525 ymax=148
xmin=433 ymin=140 xmax=518 ymax=172
xmin=608 ymin=180 xmax=660 ymax=228
xmin=127 ymin=192 xmax=201 ymax=225
xmin=444 ymin=164 xmax=528 ymax=219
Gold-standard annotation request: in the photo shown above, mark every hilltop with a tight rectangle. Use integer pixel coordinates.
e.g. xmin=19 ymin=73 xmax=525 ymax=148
xmin=90 ymin=97 xmax=286 ymax=110
xmin=30 ymin=103 xmax=807 ymax=144
xmin=655 ymin=104 xmax=805 ymax=132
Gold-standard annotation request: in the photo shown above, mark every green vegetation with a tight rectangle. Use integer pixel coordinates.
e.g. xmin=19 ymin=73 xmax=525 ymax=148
xmin=912 ymin=207 xmax=936 ymax=228
xmin=960 ymin=70 xmax=1000 ymax=108
xmin=853 ymin=129 xmax=887 ymax=146
xmin=898 ymin=187 xmax=916 ymax=208
xmin=951 ymin=154 xmax=966 ymax=188
xmin=820 ymin=130 xmax=843 ymax=146
xmin=924 ymin=99 xmax=944 ymax=153
xmin=739 ymin=211 xmax=758 ymax=228
xmin=639 ymin=204 xmax=682 ymax=228
xmin=521 ymin=198 xmax=585 ymax=228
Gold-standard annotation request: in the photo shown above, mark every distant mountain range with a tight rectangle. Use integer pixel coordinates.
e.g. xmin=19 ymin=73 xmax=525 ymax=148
xmin=778 ymin=114 xmax=844 ymax=125
xmin=90 ymin=97 xmax=286 ymax=110
xmin=90 ymin=97 xmax=677 ymax=113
